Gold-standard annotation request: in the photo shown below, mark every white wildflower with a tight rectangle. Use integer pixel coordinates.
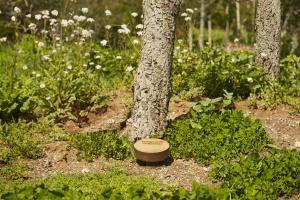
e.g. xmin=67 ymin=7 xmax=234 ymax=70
xmin=100 ymin=40 xmax=108 ymax=46
xmin=186 ymin=8 xmax=194 ymax=14
xmin=133 ymin=39 xmax=139 ymax=45
xmin=247 ymin=77 xmax=253 ymax=83
xmin=41 ymin=10 xmax=49 ymax=16
xmin=38 ymin=41 xmax=45 ymax=47
xmin=126 ymin=65 xmax=134 ymax=72
xmin=121 ymin=24 xmax=127 ymax=29
xmin=89 ymin=62 xmax=94 ymax=65
xmin=181 ymin=13 xmax=188 ymax=17
xmin=41 ymin=29 xmax=48 ymax=35
xmin=22 ymin=65 xmax=28 ymax=70
xmin=0 ymin=37 xmax=7 ymax=42
xmin=105 ymin=9 xmax=112 ymax=16
xmin=49 ymin=19 xmax=57 ymax=26
xmin=136 ymin=24 xmax=143 ymax=29
xmin=46 ymin=96 xmax=51 ymax=100
xmin=81 ymin=8 xmax=89 ymax=14
xmin=105 ymin=25 xmax=111 ymax=30
xmin=26 ymin=14 xmax=31 ymax=18
xmin=61 ymin=19 xmax=68 ymax=27
xmin=40 ymin=82 xmax=46 ymax=88
xmin=116 ymin=56 xmax=122 ymax=60
xmin=95 ymin=65 xmax=101 ymax=70
xmin=95 ymin=55 xmax=100 ymax=59
xmin=28 ymin=23 xmax=37 ymax=30
xmin=73 ymin=15 xmax=79 ymax=21
xmin=35 ymin=14 xmax=42 ymax=20
xmin=131 ymin=12 xmax=138 ymax=17
xmin=87 ymin=18 xmax=95 ymax=23
xmin=234 ymin=38 xmax=239 ymax=43
xmin=177 ymin=59 xmax=183 ymax=63
xmin=184 ymin=17 xmax=191 ymax=21
xmin=14 ymin=7 xmax=21 ymax=14
xmin=68 ymin=19 xmax=74 ymax=25
xmin=67 ymin=65 xmax=72 ymax=70
xmin=42 ymin=55 xmax=50 ymax=61
xmin=36 ymin=73 xmax=41 ymax=77
xmin=11 ymin=16 xmax=16 ymax=22
xmin=51 ymin=10 xmax=58 ymax=16
xmin=77 ymin=15 xmax=86 ymax=22
xmin=118 ymin=29 xmax=125 ymax=34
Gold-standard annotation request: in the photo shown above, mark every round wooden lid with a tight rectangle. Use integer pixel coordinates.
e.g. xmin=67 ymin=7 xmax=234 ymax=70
xmin=134 ymin=138 xmax=169 ymax=153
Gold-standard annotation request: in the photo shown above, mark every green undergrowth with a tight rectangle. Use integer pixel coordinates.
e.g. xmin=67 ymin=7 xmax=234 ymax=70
xmin=164 ymin=96 xmax=272 ymax=165
xmin=0 ymin=118 xmax=67 ymax=180
xmin=70 ymin=130 xmax=133 ymax=161
xmin=210 ymin=149 xmax=300 ymax=199
xmin=0 ymin=168 xmax=230 ymax=200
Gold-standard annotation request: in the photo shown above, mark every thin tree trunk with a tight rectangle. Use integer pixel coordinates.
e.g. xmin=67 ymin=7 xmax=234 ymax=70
xmin=252 ymin=0 xmax=257 ymax=33
xmin=130 ymin=0 xmax=181 ymax=140
xmin=199 ymin=0 xmax=205 ymax=49
xmin=208 ymin=15 xmax=212 ymax=47
xmin=235 ymin=0 xmax=241 ymax=39
xmin=225 ymin=0 xmax=230 ymax=43
xmin=188 ymin=19 xmax=193 ymax=51
xmin=255 ymin=0 xmax=281 ymax=80
xmin=291 ymin=33 xmax=299 ymax=54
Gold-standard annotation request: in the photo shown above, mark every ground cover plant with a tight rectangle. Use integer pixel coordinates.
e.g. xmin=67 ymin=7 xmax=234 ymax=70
xmin=164 ymin=96 xmax=273 ymax=165
xmin=0 ymin=168 xmax=230 ymax=200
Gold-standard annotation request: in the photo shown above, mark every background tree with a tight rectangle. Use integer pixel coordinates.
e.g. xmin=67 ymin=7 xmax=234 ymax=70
xmin=255 ymin=0 xmax=281 ymax=80
xmin=130 ymin=0 xmax=181 ymax=140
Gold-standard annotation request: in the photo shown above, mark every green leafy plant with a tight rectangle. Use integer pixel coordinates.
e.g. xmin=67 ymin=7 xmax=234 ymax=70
xmin=71 ymin=130 xmax=133 ymax=161
xmin=210 ymin=149 xmax=300 ymax=199
xmin=165 ymin=98 xmax=272 ymax=165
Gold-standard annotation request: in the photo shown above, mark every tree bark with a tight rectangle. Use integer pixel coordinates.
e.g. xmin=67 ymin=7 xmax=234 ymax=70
xmin=188 ymin=19 xmax=193 ymax=51
xmin=199 ymin=0 xmax=205 ymax=49
xmin=235 ymin=0 xmax=241 ymax=39
xmin=225 ymin=0 xmax=230 ymax=43
xmin=208 ymin=15 xmax=212 ymax=47
xmin=130 ymin=0 xmax=181 ymax=140
xmin=255 ymin=0 xmax=281 ymax=80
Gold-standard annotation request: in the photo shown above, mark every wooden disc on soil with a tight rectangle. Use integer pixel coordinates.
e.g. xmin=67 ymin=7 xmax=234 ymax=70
xmin=134 ymin=138 xmax=170 ymax=162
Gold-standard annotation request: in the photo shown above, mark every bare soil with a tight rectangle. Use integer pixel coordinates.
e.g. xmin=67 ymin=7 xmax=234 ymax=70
xmin=27 ymin=93 xmax=300 ymax=190
xmin=236 ymin=101 xmax=300 ymax=149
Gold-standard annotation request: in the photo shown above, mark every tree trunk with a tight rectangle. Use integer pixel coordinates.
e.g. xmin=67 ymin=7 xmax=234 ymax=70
xmin=235 ymin=0 xmax=241 ymax=39
xmin=199 ymin=0 xmax=205 ymax=49
xmin=188 ymin=19 xmax=193 ymax=51
xmin=130 ymin=0 xmax=181 ymax=140
xmin=255 ymin=0 xmax=281 ymax=80
xmin=208 ymin=15 xmax=212 ymax=47
xmin=252 ymin=0 xmax=257 ymax=33
xmin=291 ymin=33 xmax=299 ymax=54
xmin=225 ymin=1 xmax=230 ymax=43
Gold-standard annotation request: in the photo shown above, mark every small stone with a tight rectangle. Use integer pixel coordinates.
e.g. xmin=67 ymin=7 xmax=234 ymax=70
xmin=81 ymin=168 xmax=90 ymax=174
